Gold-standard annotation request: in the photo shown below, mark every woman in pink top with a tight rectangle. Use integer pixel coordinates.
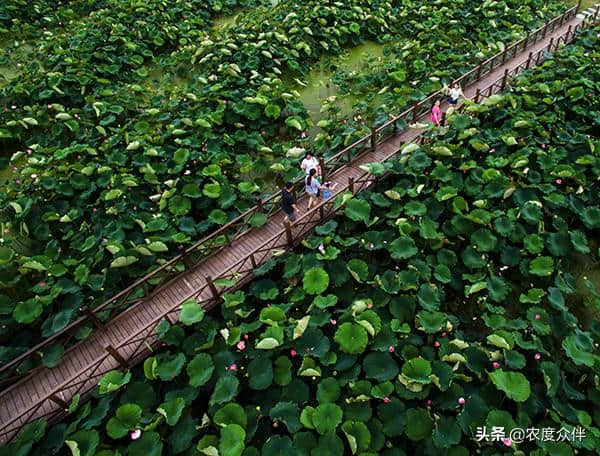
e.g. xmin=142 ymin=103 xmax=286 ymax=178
xmin=430 ymin=100 xmax=442 ymax=126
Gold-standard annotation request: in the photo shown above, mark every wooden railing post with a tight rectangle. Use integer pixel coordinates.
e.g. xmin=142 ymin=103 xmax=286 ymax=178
xmin=566 ymin=25 xmax=572 ymax=41
xmin=576 ymin=0 xmax=582 ymax=13
xmin=523 ymin=32 xmax=529 ymax=51
xmin=547 ymin=37 xmax=554 ymax=52
xmin=256 ymin=198 xmax=265 ymax=213
xmin=475 ymin=62 xmax=482 ymax=81
xmin=49 ymin=393 xmax=68 ymax=409
xmin=348 ymin=177 xmax=355 ymax=194
xmin=501 ymin=69 xmax=509 ymax=90
xmin=412 ymin=104 xmax=419 ymax=122
xmin=392 ymin=118 xmax=398 ymax=134
xmin=319 ymin=205 xmax=325 ymax=220
xmin=501 ymin=48 xmax=507 ymax=64
xmin=284 ymin=220 xmax=294 ymax=247
xmin=319 ymin=157 xmax=327 ymax=183
xmin=541 ymin=21 xmax=548 ymax=38
xmin=80 ymin=307 xmax=104 ymax=330
xmin=250 ymin=252 xmax=257 ymax=269
xmin=525 ymin=52 xmax=533 ymax=69
xmin=106 ymin=345 xmax=129 ymax=369
xmin=594 ymin=5 xmax=599 ymax=22
xmin=205 ymin=276 xmax=220 ymax=300
xmin=370 ymin=128 xmax=377 ymax=151
xmin=474 ymin=88 xmax=481 ymax=104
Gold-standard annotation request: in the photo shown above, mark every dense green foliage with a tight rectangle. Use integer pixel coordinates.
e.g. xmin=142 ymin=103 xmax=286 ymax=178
xmin=4 ymin=26 xmax=599 ymax=456
xmin=0 ymin=0 xmax=568 ymax=373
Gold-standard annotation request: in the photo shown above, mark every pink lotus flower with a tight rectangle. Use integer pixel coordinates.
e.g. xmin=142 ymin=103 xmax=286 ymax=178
xmin=330 ymin=319 xmax=337 ymax=326
xmin=367 ymin=303 xmax=373 ymax=309
xmin=458 ymin=397 xmax=465 ymax=405
xmin=92 ymin=208 xmax=97 ymax=212
xmin=534 ymin=353 xmax=541 ymax=361
xmin=502 ymin=438 xmax=512 ymax=447
xmin=388 ymin=346 xmax=395 ymax=353
xmin=490 ymin=148 xmax=495 ymax=153
xmin=555 ymin=178 xmax=562 ymax=185
xmin=133 ymin=206 xmax=137 ymax=210
xmin=290 ymin=349 xmax=297 ymax=357
xmin=535 ymin=313 xmax=541 ymax=320
xmin=130 ymin=429 xmax=142 ymax=440
xmin=236 ymin=341 xmax=245 ymax=351
xmin=184 ymin=170 xmax=191 ymax=175
xmin=27 ymin=149 xmax=33 ymax=155
xmin=541 ymin=144 xmax=546 ymax=149
xmin=426 ymin=399 xmax=432 ymax=407
xmin=244 ymin=334 xmax=249 ymax=340
xmin=441 ymin=332 xmax=447 ymax=337
xmin=383 ymin=397 xmax=391 ymax=404
xmin=434 ymin=341 xmax=440 ymax=348
xmin=15 ymin=179 xmax=21 ymax=185
xmin=228 ymin=363 xmax=238 ymax=371
xmin=39 ymin=281 xmax=46 ymax=287
xmin=492 ymin=362 xmax=500 ymax=369
xmin=3 ymin=228 xmax=9 ymax=234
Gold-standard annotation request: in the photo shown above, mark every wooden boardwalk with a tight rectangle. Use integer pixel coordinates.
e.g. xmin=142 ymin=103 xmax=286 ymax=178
xmin=0 ymin=10 xmax=591 ymax=444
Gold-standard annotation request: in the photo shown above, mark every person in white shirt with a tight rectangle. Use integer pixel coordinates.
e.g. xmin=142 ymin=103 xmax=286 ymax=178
xmin=448 ymin=83 xmax=467 ymax=105
xmin=300 ymin=152 xmax=321 ymax=177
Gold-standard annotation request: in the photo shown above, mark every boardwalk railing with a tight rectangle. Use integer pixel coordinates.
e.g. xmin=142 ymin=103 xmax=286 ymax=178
xmin=0 ymin=3 xmax=587 ymax=394
xmin=2 ymin=9 xmax=598 ymax=443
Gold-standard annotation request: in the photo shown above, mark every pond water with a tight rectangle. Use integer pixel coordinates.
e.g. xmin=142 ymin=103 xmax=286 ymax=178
xmin=294 ymin=41 xmax=385 ymax=123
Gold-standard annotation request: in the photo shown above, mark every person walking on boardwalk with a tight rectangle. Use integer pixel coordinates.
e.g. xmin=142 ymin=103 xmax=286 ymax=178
xmin=430 ymin=100 xmax=442 ymax=126
xmin=305 ymin=168 xmax=322 ymax=210
xmin=301 ymin=152 xmax=321 ymax=178
xmin=448 ymin=83 xmax=467 ymax=105
xmin=282 ymin=181 xmax=300 ymax=224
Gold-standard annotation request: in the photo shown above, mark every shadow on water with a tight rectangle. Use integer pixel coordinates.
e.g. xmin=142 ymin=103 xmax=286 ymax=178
xmin=293 ymin=41 xmax=385 ymax=124
xmin=568 ymin=250 xmax=600 ymax=322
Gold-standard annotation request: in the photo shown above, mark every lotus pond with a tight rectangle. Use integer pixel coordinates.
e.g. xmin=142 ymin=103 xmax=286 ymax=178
xmin=2 ymin=24 xmax=599 ymax=456
xmin=0 ymin=0 xmax=576 ymax=376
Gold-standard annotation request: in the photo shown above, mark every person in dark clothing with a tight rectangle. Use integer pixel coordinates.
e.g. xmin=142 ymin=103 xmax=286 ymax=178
xmin=281 ymin=181 xmax=300 ymax=224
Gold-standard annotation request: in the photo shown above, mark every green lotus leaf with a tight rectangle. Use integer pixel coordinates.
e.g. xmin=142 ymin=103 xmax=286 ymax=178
xmin=529 ymin=256 xmax=554 ymax=277
xmin=405 ymin=408 xmax=433 ymax=440
xmin=416 ymin=310 xmax=448 ymax=333
xmin=98 ymin=370 xmax=131 ymax=395
xmin=540 ymin=361 xmax=560 ymax=397
xmin=334 ymin=323 xmax=368 ymax=354
xmin=341 ymin=420 xmax=371 ymax=455
xmin=273 ymin=356 xmax=293 ymax=387
xmin=210 ymin=375 xmax=239 ymax=405
xmin=316 ymin=378 xmax=340 ymax=404
xmin=432 ymin=416 xmax=461 ymax=448
xmin=262 ymin=435 xmax=295 ymax=456
xmin=404 ymin=201 xmax=427 ymax=216
xmin=203 ymin=182 xmax=221 ymax=198
xmin=66 ymin=430 xmax=99 ymax=456
xmin=582 ymin=207 xmax=600 ymax=229
xmin=562 ymin=334 xmax=595 ymax=367
xmin=219 ymin=424 xmax=245 ymax=456
xmin=303 ymin=267 xmax=329 ymax=295
xmin=214 ymin=403 xmax=247 ymax=428
xmin=269 ymin=401 xmax=301 ymax=433
xmin=157 ymin=397 xmax=185 ymax=426
xmin=312 ymin=403 xmax=343 ymax=435
xmin=345 ymin=199 xmax=371 ymax=223
xmin=569 ymin=230 xmax=590 ymax=254
xmin=363 ymin=352 xmax=398 ymax=382
xmin=520 ymin=202 xmax=542 ymax=224
xmin=388 ymin=236 xmax=418 ymax=260
xmin=248 ymin=356 xmax=273 ymax=390
xmin=418 ymin=284 xmax=441 ymax=311
xmin=187 ymin=353 xmax=214 ymax=387
xmin=208 ymin=209 xmax=228 ymax=225
xmin=259 ymin=306 xmax=286 ymax=325
xmin=179 ymin=299 xmax=204 ymax=326
xmin=487 ymin=274 xmax=509 ymax=302
xmin=402 ymin=358 xmax=432 ymax=383
xmin=156 ymin=353 xmax=186 ymax=381
xmin=13 ymin=299 xmax=43 ymax=324
xmin=489 ymin=369 xmax=531 ymax=402
xmin=471 ymin=228 xmax=498 ymax=252
xmin=346 ymin=258 xmax=369 ymax=282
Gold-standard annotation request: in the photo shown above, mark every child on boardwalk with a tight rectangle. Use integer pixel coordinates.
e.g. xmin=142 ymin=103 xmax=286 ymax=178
xmin=305 ymin=168 xmax=322 ymax=210
xmin=322 ymin=181 xmax=338 ymax=199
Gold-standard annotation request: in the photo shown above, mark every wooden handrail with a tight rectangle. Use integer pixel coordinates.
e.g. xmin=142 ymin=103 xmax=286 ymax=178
xmin=0 ymin=4 xmax=581 ymax=390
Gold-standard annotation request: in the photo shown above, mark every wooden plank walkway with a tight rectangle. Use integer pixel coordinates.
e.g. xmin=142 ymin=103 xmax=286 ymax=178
xmin=0 ymin=11 xmax=589 ymax=444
